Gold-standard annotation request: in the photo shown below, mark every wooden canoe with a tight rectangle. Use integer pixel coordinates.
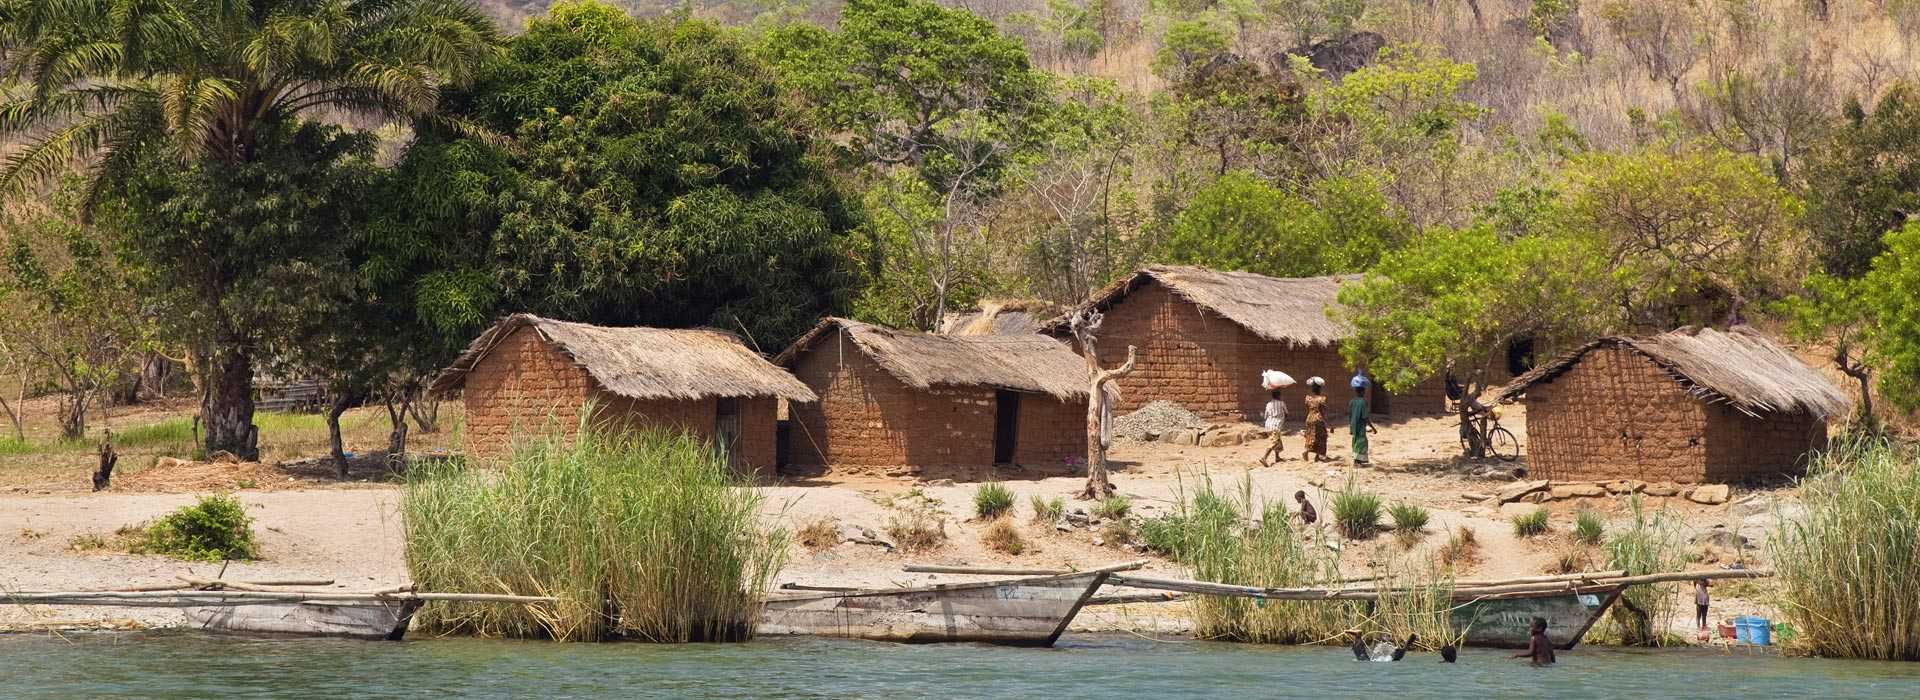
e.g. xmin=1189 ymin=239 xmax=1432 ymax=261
xmin=759 ymin=562 xmax=1139 ymax=646
xmin=1450 ymin=586 xmax=1624 ymax=650
xmin=185 ymin=599 xmax=422 ymax=641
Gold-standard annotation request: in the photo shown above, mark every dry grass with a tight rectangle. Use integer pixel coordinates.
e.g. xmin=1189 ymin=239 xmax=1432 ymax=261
xmin=981 ymin=519 xmax=1026 ymax=555
xmin=1441 ymin=525 xmax=1482 ymax=568
xmin=884 ymin=509 xmax=948 ymax=553
xmin=796 ymin=517 xmax=841 ymax=552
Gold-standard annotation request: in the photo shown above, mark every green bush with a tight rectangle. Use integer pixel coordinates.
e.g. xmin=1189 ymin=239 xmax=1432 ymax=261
xmin=973 ymin=482 xmax=1014 ymax=519
xmin=1332 ymin=482 xmax=1382 ymax=539
xmin=1094 ymin=494 xmax=1133 ymax=520
xmin=1388 ymin=503 xmax=1430 ymax=532
xmin=1136 ymin=513 xmax=1192 ymax=559
xmin=1511 ymin=507 xmax=1550 ymax=538
xmin=141 ymin=495 xmax=258 ymax=561
xmin=1772 ymin=438 xmax=1920 ymax=660
xmin=1029 ymin=494 xmax=1065 ymax=523
xmin=1574 ymin=509 xmax=1605 ymax=545
xmin=403 ymin=428 xmax=785 ymax=642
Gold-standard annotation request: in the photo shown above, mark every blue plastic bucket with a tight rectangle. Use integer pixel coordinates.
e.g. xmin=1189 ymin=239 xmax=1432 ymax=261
xmin=1749 ymin=618 xmax=1772 ymax=646
xmin=1733 ymin=617 xmax=1753 ymax=643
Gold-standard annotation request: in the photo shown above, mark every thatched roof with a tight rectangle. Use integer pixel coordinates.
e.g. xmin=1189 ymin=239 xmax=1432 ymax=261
xmin=938 ymin=298 xmax=1062 ymax=336
xmin=776 ymin=318 xmax=1089 ymax=400
xmin=1495 ymin=326 xmax=1850 ymax=420
xmin=430 ymin=314 xmax=816 ymax=402
xmin=1043 ymin=266 xmax=1358 ymax=346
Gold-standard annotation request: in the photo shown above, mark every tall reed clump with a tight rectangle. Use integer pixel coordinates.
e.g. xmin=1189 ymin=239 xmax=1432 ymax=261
xmin=1771 ymin=438 xmax=1920 ymax=660
xmin=1599 ymin=496 xmax=1684 ymax=646
xmin=1368 ymin=560 xmax=1461 ymax=650
xmin=402 ymin=428 xmax=786 ymax=642
xmin=973 ymin=482 xmax=1014 ymax=519
xmin=1173 ymin=474 xmax=1353 ymax=643
xmin=1332 ymin=480 xmax=1382 ymax=539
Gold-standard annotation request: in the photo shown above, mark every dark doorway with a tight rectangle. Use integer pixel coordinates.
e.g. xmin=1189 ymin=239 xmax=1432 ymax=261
xmin=1368 ymin=374 xmax=1391 ymax=416
xmin=993 ymin=390 xmax=1020 ymax=465
xmin=1507 ymin=336 xmax=1537 ymax=377
xmin=715 ymin=397 xmax=741 ymax=470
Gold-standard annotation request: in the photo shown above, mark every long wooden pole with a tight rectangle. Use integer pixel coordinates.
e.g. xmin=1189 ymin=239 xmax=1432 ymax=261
xmin=3 ymin=591 xmax=555 ymax=608
xmin=114 ymin=578 xmax=336 ymax=592
xmin=1106 ymin=569 xmax=1771 ymax=602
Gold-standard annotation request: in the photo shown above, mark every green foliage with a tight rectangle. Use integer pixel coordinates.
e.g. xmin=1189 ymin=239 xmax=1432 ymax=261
xmin=141 ymin=495 xmax=259 ymax=561
xmin=1510 ymin=507 xmax=1550 ymax=538
xmin=1161 ymin=171 xmax=1401 ymax=276
xmin=762 ymin=0 xmax=1049 ymax=189
xmin=403 ymin=428 xmax=785 ymax=641
xmin=1602 ymin=497 xmax=1684 ymax=645
xmin=1160 ymin=54 xmax=1310 ymax=176
xmin=1268 ymin=0 xmax=1368 ymax=47
xmin=1574 ymin=509 xmax=1605 ymax=545
xmin=1529 ymin=0 xmax=1581 ymax=37
xmin=1771 ymin=438 xmax=1920 ymax=660
xmin=1030 ymin=494 xmax=1066 ymax=522
xmin=1095 ymin=494 xmax=1134 ymax=520
xmin=973 ymin=482 xmax=1015 ymax=519
xmin=1555 ymin=148 xmax=1807 ymax=323
xmin=1387 ymin=502 xmax=1429 ymax=532
xmin=1153 ymin=17 xmax=1232 ymax=80
xmin=1164 ymin=474 xmax=1353 ymax=643
xmin=1319 ymin=45 xmax=1485 ymax=153
xmin=385 ymin=3 xmax=862 ymax=347
xmin=1857 ymin=223 xmax=1920 ymax=412
xmin=1332 ymin=481 xmax=1383 ymax=539
xmin=114 ymin=419 xmax=196 ymax=450
xmin=1803 ymin=83 xmax=1920 ymax=278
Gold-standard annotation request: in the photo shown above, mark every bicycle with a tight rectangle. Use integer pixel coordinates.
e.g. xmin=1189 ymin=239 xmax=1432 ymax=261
xmin=1459 ymin=404 xmax=1520 ymax=462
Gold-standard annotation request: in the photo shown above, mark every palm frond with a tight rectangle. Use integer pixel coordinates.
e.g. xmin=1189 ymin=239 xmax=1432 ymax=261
xmin=0 ymin=111 xmax=114 ymax=196
xmin=0 ymin=83 xmax=151 ymax=137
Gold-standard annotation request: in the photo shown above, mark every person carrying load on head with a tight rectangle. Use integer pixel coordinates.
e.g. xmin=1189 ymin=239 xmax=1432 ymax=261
xmin=1257 ymin=370 xmax=1293 ymax=467
xmin=1348 ymin=373 xmax=1374 ymax=465
xmin=1302 ymin=376 xmax=1329 ymax=462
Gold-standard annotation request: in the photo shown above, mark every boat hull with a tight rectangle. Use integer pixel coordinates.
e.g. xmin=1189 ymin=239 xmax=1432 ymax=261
xmin=186 ymin=599 xmax=421 ymax=641
xmin=1451 ymin=588 xmax=1622 ymax=649
xmin=759 ymin=571 xmax=1110 ymax=646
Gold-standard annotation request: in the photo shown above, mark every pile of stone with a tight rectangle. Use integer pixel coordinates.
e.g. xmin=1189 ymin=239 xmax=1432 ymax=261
xmin=1112 ymin=401 xmax=1205 ymax=442
xmin=1486 ymin=479 xmax=1733 ymax=506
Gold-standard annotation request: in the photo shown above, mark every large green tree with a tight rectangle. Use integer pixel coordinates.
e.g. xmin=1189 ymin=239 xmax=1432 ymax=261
xmin=1801 ymin=83 xmax=1920 ymax=278
xmin=1159 ymin=170 xmax=1402 ymax=277
xmin=0 ymin=0 xmax=498 ymax=459
xmin=380 ymin=1 xmax=863 ymax=348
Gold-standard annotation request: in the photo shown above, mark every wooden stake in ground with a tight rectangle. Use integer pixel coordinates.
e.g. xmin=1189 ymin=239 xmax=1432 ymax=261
xmin=91 ymin=430 xmax=116 ymax=492
xmin=1070 ymin=308 xmax=1136 ymax=500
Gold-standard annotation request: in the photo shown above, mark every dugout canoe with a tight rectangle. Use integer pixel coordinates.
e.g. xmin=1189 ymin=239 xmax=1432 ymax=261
xmin=1448 ymin=586 xmax=1624 ymax=650
xmin=759 ymin=562 xmax=1142 ymax=646
xmin=186 ymin=599 xmax=422 ymax=641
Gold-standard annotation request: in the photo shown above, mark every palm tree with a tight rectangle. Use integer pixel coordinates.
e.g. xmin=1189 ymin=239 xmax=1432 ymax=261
xmin=0 ymin=0 xmax=499 ymax=458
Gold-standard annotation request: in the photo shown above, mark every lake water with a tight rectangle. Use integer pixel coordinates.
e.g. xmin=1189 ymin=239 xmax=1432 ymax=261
xmin=3 ymin=632 xmax=1916 ymax=699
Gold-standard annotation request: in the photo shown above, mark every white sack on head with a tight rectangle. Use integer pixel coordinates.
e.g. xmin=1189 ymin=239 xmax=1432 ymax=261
xmin=1261 ymin=370 xmax=1295 ymax=390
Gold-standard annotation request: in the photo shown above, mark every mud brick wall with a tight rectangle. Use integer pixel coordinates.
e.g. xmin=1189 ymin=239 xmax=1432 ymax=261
xmin=1090 ymin=282 xmax=1446 ymax=423
xmin=459 ymin=327 xmax=777 ymax=474
xmin=785 ymin=328 xmax=1088 ymax=477
xmin=1522 ymin=347 xmax=1713 ymax=482
xmin=461 ymin=327 xmax=595 ymax=458
xmin=1704 ymin=404 xmax=1826 ymax=482
xmin=1012 ymin=395 xmax=1090 ymax=474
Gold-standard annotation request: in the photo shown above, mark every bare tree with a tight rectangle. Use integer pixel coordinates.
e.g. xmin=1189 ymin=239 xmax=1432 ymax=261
xmin=1069 ymin=308 xmax=1136 ymax=499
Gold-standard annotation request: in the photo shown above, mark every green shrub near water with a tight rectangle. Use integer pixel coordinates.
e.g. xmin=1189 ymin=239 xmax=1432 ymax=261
xmin=402 ymin=428 xmax=786 ymax=642
xmin=1388 ymin=503 xmax=1430 ymax=532
xmin=1094 ymin=494 xmax=1133 ymax=520
xmin=1574 ymin=509 xmax=1605 ymax=545
xmin=1773 ymin=438 xmax=1920 ymax=660
xmin=1598 ymin=496 xmax=1685 ymax=646
xmin=1332 ymin=482 xmax=1382 ymax=539
xmin=1029 ymin=494 xmax=1065 ymax=523
xmin=973 ymin=482 xmax=1014 ymax=519
xmin=140 ymin=495 xmax=258 ymax=561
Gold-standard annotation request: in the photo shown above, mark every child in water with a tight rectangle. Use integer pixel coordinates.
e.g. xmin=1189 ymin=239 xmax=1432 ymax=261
xmin=1510 ymin=617 xmax=1556 ymax=666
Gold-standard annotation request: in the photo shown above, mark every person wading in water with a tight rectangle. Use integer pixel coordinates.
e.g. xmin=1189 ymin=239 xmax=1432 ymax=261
xmin=1510 ymin=617 xmax=1556 ymax=666
xmin=1301 ymin=377 xmax=1329 ymax=462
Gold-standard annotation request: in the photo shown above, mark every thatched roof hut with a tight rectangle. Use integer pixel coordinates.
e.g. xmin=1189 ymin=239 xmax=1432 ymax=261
xmin=938 ymin=298 xmax=1063 ymax=336
xmin=777 ymin=318 xmax=1087 ymax=399
xmin=1496 ymin=326 xmax=1846 ymax=484
xmin=432 ymin=314 xmax=815 ymax=402
xmin=1043 ymin=266 xmax=1358 ymax=347
xmin=777 ymin=318 xmax=1090 ymax=477
xmin=433 ymin=314 xmax=812 ymax=469
xmin=1496 ymin=326 xmax=1849 ymax=420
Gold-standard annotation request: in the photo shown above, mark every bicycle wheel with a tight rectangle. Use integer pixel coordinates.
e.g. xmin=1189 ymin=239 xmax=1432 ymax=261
xmin=1489 ymin=426 xmax=1520 ymax=462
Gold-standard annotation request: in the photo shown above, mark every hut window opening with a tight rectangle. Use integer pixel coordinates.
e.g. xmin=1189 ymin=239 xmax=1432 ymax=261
xmin=993 ymin=391 xmax=1020 ymax=465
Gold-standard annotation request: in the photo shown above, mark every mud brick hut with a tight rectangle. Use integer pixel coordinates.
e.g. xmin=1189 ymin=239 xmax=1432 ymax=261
xmin=775 ymin=318 xmax=1090 ymax=477
xmin=431 ymin=314 xmax=816 ymax=474
xmin=1496 ymin=326 xmax=1849 ymax=484
xmin=1044 ymin=265 xmax=1451 ymax=423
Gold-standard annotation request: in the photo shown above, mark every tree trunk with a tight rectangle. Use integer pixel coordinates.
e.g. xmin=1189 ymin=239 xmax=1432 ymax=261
xmin=58 ymin=388 xmax=88 ymax=441
xmin=202 ymin=348 xmax=259 ymax=461
xmin=328 ymin=392 xmax=355 ymax=479
xmin=408 ymin=395 xmax=440 ymax=434
xmin=1837 ymin=349 xmax=1875 ymax=432
xmin=1 ymin=370 xmax=25 ymax=441
xmin=384 ymin=390 xmax=413 ymax=472
xmin=1071 ymin=309 xmax=1137 ymax=500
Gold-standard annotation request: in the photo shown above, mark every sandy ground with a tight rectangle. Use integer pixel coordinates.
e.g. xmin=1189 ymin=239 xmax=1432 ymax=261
xmin=0 ymin=410 xmax=1785 ymax=637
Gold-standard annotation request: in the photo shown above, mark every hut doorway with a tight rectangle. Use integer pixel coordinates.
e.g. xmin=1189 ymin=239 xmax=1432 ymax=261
xmin=715 ymin=397 xmax=742 ymax=469
xmin=993 ymin=391 xmax=1020 ymax=465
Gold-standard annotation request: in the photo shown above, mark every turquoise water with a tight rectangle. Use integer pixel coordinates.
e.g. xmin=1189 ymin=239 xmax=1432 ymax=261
xmin=2 ymin=632 xmax=1916 ymax=699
